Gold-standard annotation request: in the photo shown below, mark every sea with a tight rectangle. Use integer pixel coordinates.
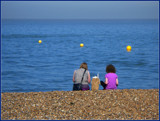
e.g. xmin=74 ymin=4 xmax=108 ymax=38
xmin=1 ymin=19 xmax=159 ymax=92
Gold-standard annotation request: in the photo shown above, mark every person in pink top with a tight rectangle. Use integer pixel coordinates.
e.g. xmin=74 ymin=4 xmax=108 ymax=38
xmin=100 ymin=64 xmax=119 ymax=90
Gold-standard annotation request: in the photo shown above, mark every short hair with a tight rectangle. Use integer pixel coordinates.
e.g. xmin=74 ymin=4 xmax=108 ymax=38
xmin=80 ymin=62 xmax=88 ymax=70
xmin=106 ymin=64 xmax=116 ymax=73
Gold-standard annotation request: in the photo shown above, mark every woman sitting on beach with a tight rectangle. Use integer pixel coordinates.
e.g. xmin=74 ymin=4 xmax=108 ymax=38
xmin=73 ymin=62 xmax=91 ymax=91
xmin=101 ymin=64 xmax=118 ymax=90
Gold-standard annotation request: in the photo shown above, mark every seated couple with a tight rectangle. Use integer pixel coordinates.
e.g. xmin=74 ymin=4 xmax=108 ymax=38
xmin=72 ymin=63 xmax=119 ymax=91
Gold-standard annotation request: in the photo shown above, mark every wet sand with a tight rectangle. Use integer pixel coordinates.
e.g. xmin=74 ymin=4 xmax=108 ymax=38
xmin=1 ymin=89 xmax=159 ymax=120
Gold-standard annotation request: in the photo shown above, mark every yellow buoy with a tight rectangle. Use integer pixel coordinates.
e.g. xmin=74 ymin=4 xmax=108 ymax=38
xmin=80 ymin=43 xmax=84 ymax=47
xmin=126 ymin=45 xmax=131 ymax=52
xmin=39 ymin=40 xmax=42 ymax=44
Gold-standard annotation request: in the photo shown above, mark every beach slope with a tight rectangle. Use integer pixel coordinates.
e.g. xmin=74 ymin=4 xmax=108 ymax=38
xmin=1 ymin=89 xmax=159 ymax=120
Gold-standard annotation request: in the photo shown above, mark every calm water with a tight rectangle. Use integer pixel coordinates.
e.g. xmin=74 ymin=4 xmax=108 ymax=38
xmin=1 ymin=19 xmax=159 ymax=92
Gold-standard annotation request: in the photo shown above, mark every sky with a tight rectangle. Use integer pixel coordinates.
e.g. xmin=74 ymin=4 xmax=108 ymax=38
xmin=1 ymin=1 xmax=159 ymax=20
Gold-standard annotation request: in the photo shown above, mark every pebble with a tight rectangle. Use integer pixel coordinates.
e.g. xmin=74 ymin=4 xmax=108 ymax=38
xmin=1 ymin=89 xmax=159 ymax=120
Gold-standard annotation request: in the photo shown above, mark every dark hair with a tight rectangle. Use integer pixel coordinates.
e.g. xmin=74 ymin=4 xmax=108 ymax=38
xmin=80 ymin=62 xmax=88 ymax=70
xmin=106 ymin=64 xmax=116 ymax=73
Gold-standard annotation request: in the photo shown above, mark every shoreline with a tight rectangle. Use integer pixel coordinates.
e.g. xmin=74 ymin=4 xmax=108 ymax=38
xmin=1 ymin=89 xmax=159 ymax=120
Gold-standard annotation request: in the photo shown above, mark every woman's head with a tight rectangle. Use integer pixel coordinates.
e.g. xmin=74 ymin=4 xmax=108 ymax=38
xmin=106 ymin=64 xmax=116 ymax=73
xmin=80 ymin=62 xmax=88 ymax=70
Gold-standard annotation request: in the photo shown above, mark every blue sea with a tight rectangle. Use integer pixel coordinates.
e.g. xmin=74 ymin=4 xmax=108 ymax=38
xmin=1 ymin=19 xmax=159 ymax=92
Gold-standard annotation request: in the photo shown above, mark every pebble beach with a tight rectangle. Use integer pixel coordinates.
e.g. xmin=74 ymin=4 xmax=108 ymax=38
xmin=1 ymin=89 xmax=159 ymax=120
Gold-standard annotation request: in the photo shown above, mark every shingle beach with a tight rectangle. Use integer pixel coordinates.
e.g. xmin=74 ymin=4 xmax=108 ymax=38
xmin=1 ymin=89 xmax=159 ymax=120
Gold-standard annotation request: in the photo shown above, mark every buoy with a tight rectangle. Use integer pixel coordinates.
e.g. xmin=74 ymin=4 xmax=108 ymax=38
xmin=80 ymin=43 xmax=84 ymax=47
xmin=126 ymin=45 xmax=131 ymax=52
xmin=39 ymin=40 xmax=42 ymax=44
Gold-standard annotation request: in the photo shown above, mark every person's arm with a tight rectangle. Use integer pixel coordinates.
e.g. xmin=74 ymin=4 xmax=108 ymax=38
xmin=73 ymin=71 xmax=76 ymax=82
xmin=105 ymin=78 xmax=108 ymax=84
xmin=116 ymin=78 xmax=118 ymax=86
xmin=88 ymin=71 xmax=91 ymax=83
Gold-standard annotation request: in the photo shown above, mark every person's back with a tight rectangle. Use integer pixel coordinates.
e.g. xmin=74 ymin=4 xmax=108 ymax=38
xmin=105 ymin=73 xmax=117 ymax=89
xmin=74 ymin=68 xmax=89 ymax=85
xmin=100 ymin=64 xmax=119 ymax=90
xmin=73 ymin=63 xmax=91 ymax=91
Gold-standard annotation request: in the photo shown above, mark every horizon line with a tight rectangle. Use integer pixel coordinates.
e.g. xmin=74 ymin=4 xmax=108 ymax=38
xmin=2 ymin=18 xmax=159 ymax=20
